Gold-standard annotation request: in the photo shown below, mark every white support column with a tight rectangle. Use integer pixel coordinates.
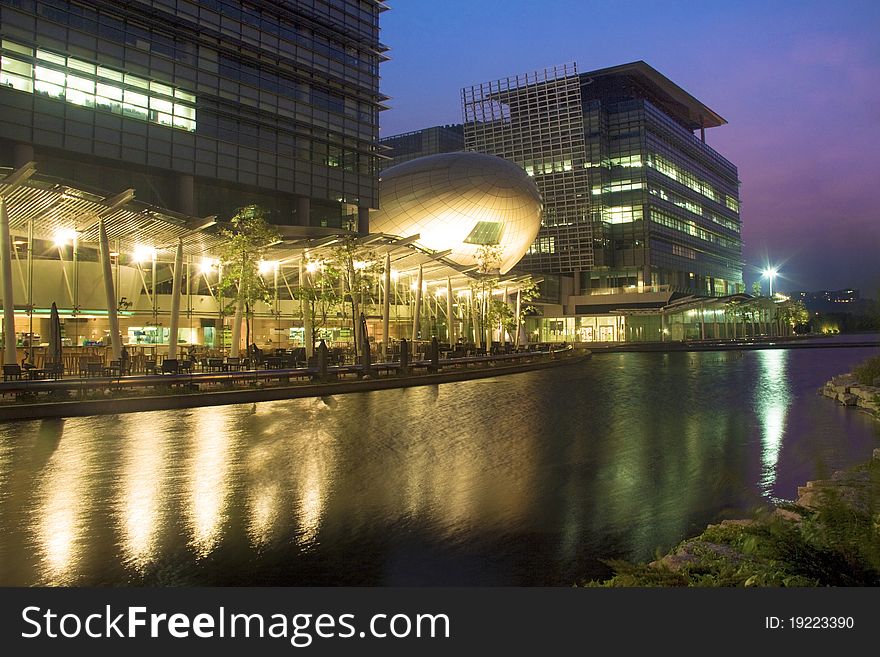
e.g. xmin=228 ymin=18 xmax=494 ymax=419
xmin=470 ymin=291 xmax=479 ymax=346
xmin=167 ymin=238 xmax=183 ymax=359
xmin=515 ymin=289 xmax=522 ymax=346
xmin=411 ymin=265 xmax=423 ymax=344
xmin=0 ymin=198 xmax=16 ymax=365
xmin=26 ymin=218 xmax=33 ymax=351
xmin=98 ymin=217 xmax=122 ymax=361
xmin=230 ymin=298 xmax=243 ymax=358
xmin=446 ymin=276 xmax=454 ymax=344
xmin=300 ymin=259 xmax=313 ymax=358
xmin=382 ymin=253 xmax=390 ymax=360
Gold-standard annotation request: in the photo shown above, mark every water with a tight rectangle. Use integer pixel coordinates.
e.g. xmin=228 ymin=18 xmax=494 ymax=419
xmin=0 ymin=341 xmax=878 ymax=586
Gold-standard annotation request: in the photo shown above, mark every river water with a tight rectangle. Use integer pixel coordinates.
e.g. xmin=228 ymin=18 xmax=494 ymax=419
xmin=0 ymin=339 xmax=878 ymax=586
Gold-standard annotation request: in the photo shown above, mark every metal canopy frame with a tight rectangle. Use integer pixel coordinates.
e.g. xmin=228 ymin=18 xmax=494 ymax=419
xmin=0 ymin=167 xmax=537 ymax=295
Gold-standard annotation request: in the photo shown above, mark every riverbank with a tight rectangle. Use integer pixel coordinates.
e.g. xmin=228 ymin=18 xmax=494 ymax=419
xmin=0 ymin=347 xmax=589 ymax=421
xmin=584 ymin=358 xmax=880 ymax=587
xmin=821 ymin=370 xmax=880 ymax=420
xmin=584 ymin=448 xmax=880 ymax=586
xmin=586 ymin=333 xmax=879 ymax=354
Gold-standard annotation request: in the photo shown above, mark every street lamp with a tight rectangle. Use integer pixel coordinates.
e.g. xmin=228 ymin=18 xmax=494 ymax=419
xmin=762 ymin=267 xmax=778 ymax=297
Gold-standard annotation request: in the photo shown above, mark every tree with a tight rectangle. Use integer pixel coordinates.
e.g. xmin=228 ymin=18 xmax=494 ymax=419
xmin=514 ymin=278 xmax=540 ymax=343
xmin=471 ymin=244 xmax=503 ymax=349
xmin=326 ymin=236 xmax=382 ymax=358
xmin=217 ymin=205 xmax=281 ymax=354
xmin=295 ymin=259 xmax=340 ymax=351
xmin=751 ymin=280 xmax=762 ymax=297
xmin=778 ymin=299 xmax=810 ymax=333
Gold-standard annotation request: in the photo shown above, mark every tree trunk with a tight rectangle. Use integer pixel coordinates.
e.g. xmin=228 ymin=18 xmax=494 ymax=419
xmin=245 ymin=301 xmax=251 ymax=355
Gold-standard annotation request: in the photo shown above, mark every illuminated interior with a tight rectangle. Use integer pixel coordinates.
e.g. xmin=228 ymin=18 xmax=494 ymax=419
xmin=0 ymin=38 xmax=196 ymax=132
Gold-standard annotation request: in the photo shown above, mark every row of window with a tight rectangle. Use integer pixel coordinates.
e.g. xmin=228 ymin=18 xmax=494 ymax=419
xmin=642 ymin=101 xmax=739 ymax=181
xmin=601 ymin=205 xmax=644 ymax=224
xmin=36 ymin=0 xmax=379 ymax=75
xmin=651 ymin=208 xmax=741 ymax=251
xmin=649 ymin=184 xmax=740 ymax=234
xmin=526 ymin=236 xmax=556 ymax=255
xmin=0 ymin=38 xmax=196 ymax=131
xmin=592 ymin=179 xmax=644 ymax=195
xmin=214 ymin=53 xmax=374 ymax=123
xmin=645 ymin=151 xmax=739 ymax=211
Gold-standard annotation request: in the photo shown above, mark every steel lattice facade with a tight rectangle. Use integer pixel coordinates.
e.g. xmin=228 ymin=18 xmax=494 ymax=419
xmin=462 ymin=64 xmax=592 ymax=274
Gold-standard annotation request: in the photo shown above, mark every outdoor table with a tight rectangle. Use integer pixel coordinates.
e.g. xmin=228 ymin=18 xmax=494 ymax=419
xmin=25 ymin=369 xmax=49 ymax=380
xmin=102 ymin=365 xmax=121 ymax=378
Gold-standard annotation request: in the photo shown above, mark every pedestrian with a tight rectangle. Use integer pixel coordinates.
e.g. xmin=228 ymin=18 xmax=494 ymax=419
xmin=120 ymin=344 xmax=130 ymax=374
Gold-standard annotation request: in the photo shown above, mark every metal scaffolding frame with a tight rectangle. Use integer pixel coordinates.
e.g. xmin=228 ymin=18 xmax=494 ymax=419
xmin=462 ymin=63 xmax=593 ymax=274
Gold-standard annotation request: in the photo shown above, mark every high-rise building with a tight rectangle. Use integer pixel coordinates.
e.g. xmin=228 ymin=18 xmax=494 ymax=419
xmin=462 ymin=61 xmax=743 ymax=297
xmin=0 ymin=0 xmax=388 ymax=230
xmin=378 ymin=123 xmax=463 ymax=170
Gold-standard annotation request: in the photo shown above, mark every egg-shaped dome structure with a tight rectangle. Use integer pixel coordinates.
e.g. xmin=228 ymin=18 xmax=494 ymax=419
xmin=371 ymin=152 xmax=542 ymax=274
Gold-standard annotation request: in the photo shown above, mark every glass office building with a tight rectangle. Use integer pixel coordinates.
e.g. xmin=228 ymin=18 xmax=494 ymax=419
xmin=0 ymin=0 xmax=388 ymax=230
xmin=378 ymin=123 xmax=464 ymax=170
xmin=463 ymin=61 xmax=743 ymax=297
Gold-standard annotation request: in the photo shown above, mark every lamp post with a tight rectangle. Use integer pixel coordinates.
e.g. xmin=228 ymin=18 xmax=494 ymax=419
xmin=762 ymin=267 xmax=778 ymax=297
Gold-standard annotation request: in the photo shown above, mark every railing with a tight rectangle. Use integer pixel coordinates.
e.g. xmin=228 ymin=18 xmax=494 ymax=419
xmin=0 ymin=345 xmax=579 ymax=402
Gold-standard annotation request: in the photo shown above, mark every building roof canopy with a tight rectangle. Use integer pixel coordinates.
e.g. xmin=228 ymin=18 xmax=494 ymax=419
xmin=0 ymin=166 xmax=535 ymax=294
xmin=580 ymin=60 xmax=726 ymax=130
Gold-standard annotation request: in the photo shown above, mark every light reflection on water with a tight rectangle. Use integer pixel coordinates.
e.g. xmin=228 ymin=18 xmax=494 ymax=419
xmin=756 ymin=350 xmax=790 ymax=498
xmin=0 ymin=343 xmax=877 ymax=586
xmin=186 ymin=406 xmax=236 ymax=559
xmin=117 ymin=414 xmax=167 ymax=571
xmin=34 ymin=419 xmax=92 ymax=585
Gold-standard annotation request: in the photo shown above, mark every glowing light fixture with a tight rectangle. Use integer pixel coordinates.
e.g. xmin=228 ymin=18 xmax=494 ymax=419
xmin=305 ymin=261 xmax=319 ymax=274
xmin=53 ymin=228 xmax=77 ymax=247
xmin=258 ymin=260 xmax=279 ymax=275
xmin=762 ymin=266 xmax=779 ymax=296
xmin=132 ymin=244 xmax=156 ymax=263
xmin=199 ymin=258 xmax=216 ymax=275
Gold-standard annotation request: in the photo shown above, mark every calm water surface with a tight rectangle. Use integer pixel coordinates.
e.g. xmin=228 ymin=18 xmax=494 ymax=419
xmin=0 ymin=340 xmax=878 ymax=586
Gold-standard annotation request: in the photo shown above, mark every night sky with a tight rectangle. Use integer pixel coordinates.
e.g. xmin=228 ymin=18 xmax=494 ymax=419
xmin=379 ymin=0 xmax=880 ymax=297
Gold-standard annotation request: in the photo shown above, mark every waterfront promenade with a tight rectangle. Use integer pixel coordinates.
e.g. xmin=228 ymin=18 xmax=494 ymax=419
xmin=0 ymin=345 xmax=586 ymax=421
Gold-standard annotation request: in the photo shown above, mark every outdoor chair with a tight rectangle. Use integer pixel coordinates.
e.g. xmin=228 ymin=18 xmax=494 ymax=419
xmin=161 ymin=359 xmax=179 ymax=374
xmin=2 ymin=364 xmax=22 ymax=381
xmin=45 ymin=361 xmax=64 ymax=380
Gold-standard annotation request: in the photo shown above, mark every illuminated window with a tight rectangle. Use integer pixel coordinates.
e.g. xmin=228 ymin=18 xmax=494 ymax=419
xmin=592 ymin=180 xmax=644 ymax=195
xmin=609 ymin=155 xmax=642 ymax=168
xmin=0 ymin=38 xmax=197 ymax=132
xmin=602 ymin=205 xmax=643 ymax=224
xmin=0 ymin=56 xmax=33 ymax=92
xmin=646 ymin=153 xmax=727 ymax=206
xmin=464 ymin=221 xmax=503 ymax=245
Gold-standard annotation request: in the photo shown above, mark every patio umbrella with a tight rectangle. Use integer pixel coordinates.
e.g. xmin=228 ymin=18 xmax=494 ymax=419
xmin=47 ymin=301 xmax=62 ymax=367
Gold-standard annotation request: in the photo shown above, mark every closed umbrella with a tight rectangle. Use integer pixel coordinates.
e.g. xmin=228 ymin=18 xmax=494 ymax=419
xmin=47 ymin=301 xmax=62 ymax=374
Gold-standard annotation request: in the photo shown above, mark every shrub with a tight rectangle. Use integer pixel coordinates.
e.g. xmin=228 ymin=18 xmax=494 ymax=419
xmin=853 ymin=355 xmax=880 ymax=386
